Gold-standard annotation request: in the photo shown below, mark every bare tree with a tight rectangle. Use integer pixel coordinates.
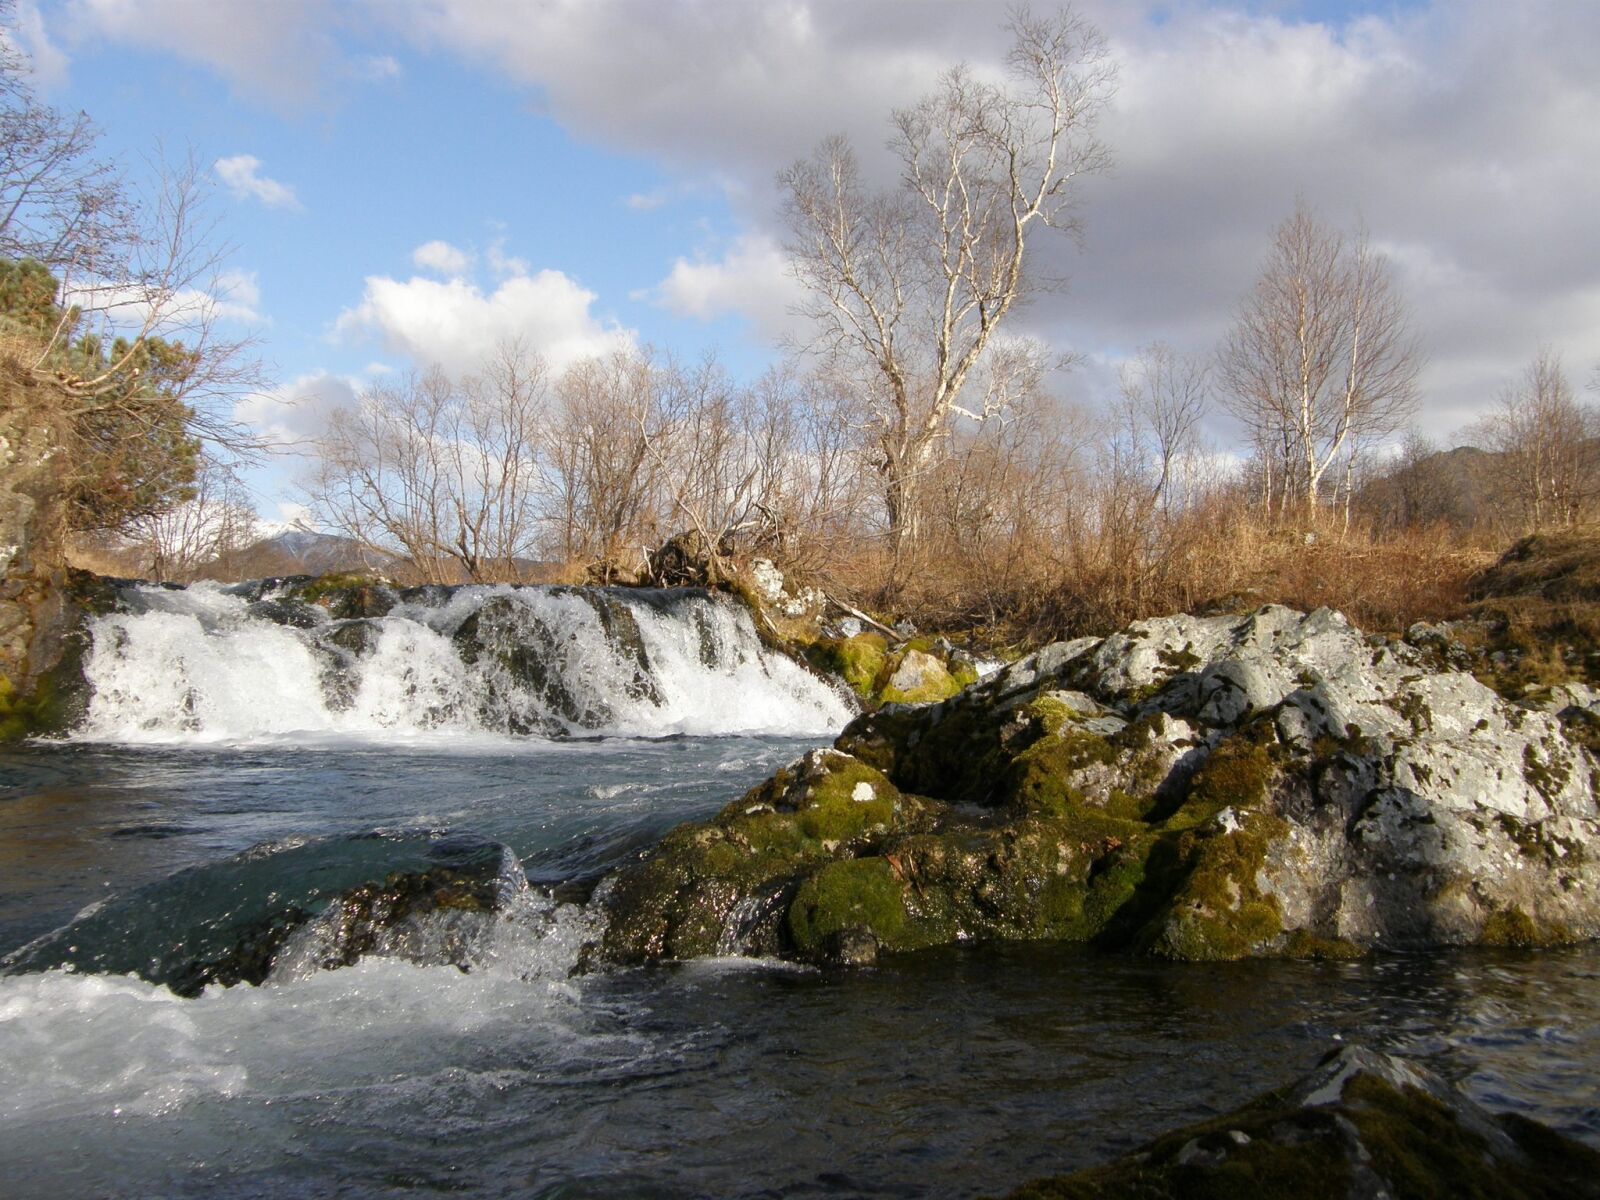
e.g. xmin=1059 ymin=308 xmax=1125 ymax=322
xmin=1219 ymin=201 xmax=1422 ymax=518
xmin=1118 ymin=342 xmax=1211 ymax=516
xmin=306 ymin=345 xmax=546 ymax=582
xmin=779 ymin=6 xmax=1113 ymax=561
xmin=1474 ymin=348 xmax=1597 ymax=531
xmin=0 ymin=5 xmax=130 ymax=284
xmin=122 ymin=456 xmax=258 ymax=582
xmin=542 ymin=346 xmax=670 ymax=575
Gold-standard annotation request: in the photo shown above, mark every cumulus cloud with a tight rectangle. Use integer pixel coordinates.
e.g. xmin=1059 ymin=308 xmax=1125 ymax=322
xmin=411 ymin=239 xmax=472 ymax=277
xmin=334 ymin=269 xmax=632 ymax=375
xmin=232 ymin=369 xmax=361 ymax=448
xmin=62 ymin=265 xmax=266 ymax=337
xmin=66 ymin=0 xmax=352 ymax=107
xmin=214 ymin=155 xmax=302 ymax=211
xmin=55 ymin=0 xmax=1600 ymax=439
xmin=375 ymin=0 xmax=1600 ymax=435
xmin=209 ymin=268 xmax=266 ymax=323
xmin=5 ymin=0 xmax=70 ymax=90
xmin=648 ymin=233 xmax=806 ymax=343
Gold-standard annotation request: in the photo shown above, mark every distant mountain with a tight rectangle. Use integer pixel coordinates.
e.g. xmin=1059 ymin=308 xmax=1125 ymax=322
xmin=235 ymin=530 xmax=562 ymax=584
xmin=239 ymin=530 xmax=401 ymax=576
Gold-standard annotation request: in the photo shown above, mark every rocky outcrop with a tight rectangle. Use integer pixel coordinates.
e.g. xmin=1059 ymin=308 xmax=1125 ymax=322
xmin=1006 ymin=1044 xmax=1600 ymax=1199
xmin=602 ymin=605 xmax=1600 ymax=965
xmin=0 ymin=829 xmax=523 ymax=996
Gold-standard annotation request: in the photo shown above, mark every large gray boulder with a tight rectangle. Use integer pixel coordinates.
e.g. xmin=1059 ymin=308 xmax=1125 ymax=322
xmin=603 ymin=605 xmax=1600 ymax=966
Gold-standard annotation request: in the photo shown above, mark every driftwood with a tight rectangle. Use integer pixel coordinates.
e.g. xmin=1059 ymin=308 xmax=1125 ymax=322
xmin=822 ymin=593 xmax=899 ymax=640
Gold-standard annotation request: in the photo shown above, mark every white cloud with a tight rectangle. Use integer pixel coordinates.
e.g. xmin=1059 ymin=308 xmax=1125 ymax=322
xmin=411 ymin=239 xmax=472 ymax=278
xmin=625 ymin=189 xmax=670 ymax=212
xmin=485 ymin=238 xmax=529 ymax=280
xmin=62 ymin=265 xmax=265 ymax=336
xmin=352 ymin=53 xmax=401 ymax=81
xmin=67 ymin=0 xmax=346 ymax=107
xmin=214 ymin=155 xmax=302 ymax=211
xmin=6 ymin=0 xmax=70 ymax=90
xmin=58 ymin=0 xmax=1600 ymax=442
xmin=210 ymin=268 xmax=265 ymax=324
xmin=232 ymin=369 xmax=361 ymax=448
xmin=334 ymin=270 xmax=632 ymax=374
xmin=649 ymin=233 xmax=805 ymax=343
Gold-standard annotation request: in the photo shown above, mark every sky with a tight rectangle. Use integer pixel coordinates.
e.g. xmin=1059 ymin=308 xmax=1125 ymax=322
xmin=6 ymin=0 xmax=1599 ymax=528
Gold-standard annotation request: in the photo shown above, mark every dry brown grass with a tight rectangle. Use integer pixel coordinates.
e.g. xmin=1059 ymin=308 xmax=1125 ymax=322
xmin=817 ymin=501 xmax=1500 ymax=645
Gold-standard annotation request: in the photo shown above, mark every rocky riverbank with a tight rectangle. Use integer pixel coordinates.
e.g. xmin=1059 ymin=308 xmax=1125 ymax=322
xmin=602 ymin=604 xmax=1600 ymax=965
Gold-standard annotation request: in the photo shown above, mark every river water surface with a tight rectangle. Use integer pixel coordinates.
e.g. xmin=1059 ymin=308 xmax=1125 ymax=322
xmin=2 ymin=584 xmax=1599 ymax=1198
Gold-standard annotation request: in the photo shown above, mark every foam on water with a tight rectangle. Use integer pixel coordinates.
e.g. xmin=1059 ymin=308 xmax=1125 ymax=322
xmin=76 ymin=582 xmax=855 ymax=745
xmin=0 ymin=889 xmax=607 ymax=1127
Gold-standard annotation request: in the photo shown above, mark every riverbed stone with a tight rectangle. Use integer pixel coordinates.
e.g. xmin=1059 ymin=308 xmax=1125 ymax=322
xmin=1005 ymin=1044 xmax=1600 ymax=1199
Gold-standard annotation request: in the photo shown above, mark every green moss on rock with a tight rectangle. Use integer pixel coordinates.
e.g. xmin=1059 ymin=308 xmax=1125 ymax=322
xmin=787 ymin=858 xmax=910 ymax=955
xmin=806 ymin=633 xmax=888 ymax=701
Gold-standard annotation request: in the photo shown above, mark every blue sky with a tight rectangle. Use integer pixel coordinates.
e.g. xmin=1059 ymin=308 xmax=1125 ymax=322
xmin=8 ymin=0 xmax=1598 ymax=525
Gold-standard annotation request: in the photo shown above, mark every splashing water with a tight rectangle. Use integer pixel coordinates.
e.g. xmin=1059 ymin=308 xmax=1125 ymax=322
xmin=75 ymin=582 xmax=855 ymax=745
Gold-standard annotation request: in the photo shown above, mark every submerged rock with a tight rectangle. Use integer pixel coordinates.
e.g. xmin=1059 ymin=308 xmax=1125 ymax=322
xmin=1006 ymin=1045 xmax=1600 ymax=1199
xmin=0 ymin=830 xmax=522 ymax=996
xmin=602 ymin=605 xmax=1600 ymax=965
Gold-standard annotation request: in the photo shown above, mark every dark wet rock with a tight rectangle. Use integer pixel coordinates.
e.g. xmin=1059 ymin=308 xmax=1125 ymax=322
xmin=603 ymin=606 xmax=1600 ymax=967
xmin=573 ymin=587 xmax=662 ymax=707
xmin=0 ymin=830 xmax=520 ymax=996
xmin=823 ymin=925 xmax=879 ymax=966
xmin=322 ymin=618 xmax=384 ymax=657
xmin=453 ymin=594 xmax=590 ymax=734
xmin=280 ymin=573 xmax=399 ymax=620
xmin=453 ymin=588 xmax=664 ymax=733
xmin=222 ymin=575 xmax=314 ymax=604
xmin=1006 ymin=1045 xmax=1600 ymax=1199
xmin=246 ymin=597 xmax=322 ymax=628
xmin=312 ymin=619 xmax=385 ymax=711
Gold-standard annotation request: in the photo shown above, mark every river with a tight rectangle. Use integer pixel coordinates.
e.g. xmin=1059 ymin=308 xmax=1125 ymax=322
xmin=1 ymin=583 xmax=1598 ymax=1197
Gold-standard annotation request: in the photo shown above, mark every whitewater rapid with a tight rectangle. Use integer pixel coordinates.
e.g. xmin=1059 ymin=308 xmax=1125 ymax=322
xmin=76 ymin=582 xmax=855 ymax=745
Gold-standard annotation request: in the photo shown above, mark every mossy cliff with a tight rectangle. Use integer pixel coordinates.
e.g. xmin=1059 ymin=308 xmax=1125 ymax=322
xmin=1006 ymin=1044 xmax=1600 ymax=1199
xmin=602 ymin=605 xmax=1600 ymax=966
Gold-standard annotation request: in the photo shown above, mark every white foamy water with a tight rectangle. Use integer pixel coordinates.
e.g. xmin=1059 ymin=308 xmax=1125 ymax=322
xmin=76 ymin=582 xmax=855 ymax=745
xmin=0 ymin=891 xmax=607 ymax=1127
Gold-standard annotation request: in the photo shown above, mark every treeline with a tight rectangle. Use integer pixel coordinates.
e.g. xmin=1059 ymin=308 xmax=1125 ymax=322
xmin=9 ymin=2 xmax=1600 ymax=644
xmin=256 ymin=328 xmax=1591 ymax=639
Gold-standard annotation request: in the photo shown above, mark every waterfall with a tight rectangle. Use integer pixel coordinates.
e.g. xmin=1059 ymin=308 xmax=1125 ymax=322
xmin=76 ymin=581 xmax=855 ymax=744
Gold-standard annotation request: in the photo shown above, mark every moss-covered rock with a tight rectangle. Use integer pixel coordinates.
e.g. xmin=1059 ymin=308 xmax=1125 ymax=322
xmin=282 ymin=572 xmax=398 ymax=620
xmin=806 ymin=632 xmax=889 ymax=701
xmin=804 ymin=630 xmax=982 ymax=709
xmin=0 ymin=568 xmax=115 ymax=739
xmin=603 ymin=604 xmax=1600 ymax=968
xmin=1006 ymin=1044 xmax=1600 ymax=1199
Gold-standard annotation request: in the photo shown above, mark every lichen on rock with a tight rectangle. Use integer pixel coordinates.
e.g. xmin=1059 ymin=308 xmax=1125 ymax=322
xmin=600 ymin=604 xmax=1600 ymax=967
